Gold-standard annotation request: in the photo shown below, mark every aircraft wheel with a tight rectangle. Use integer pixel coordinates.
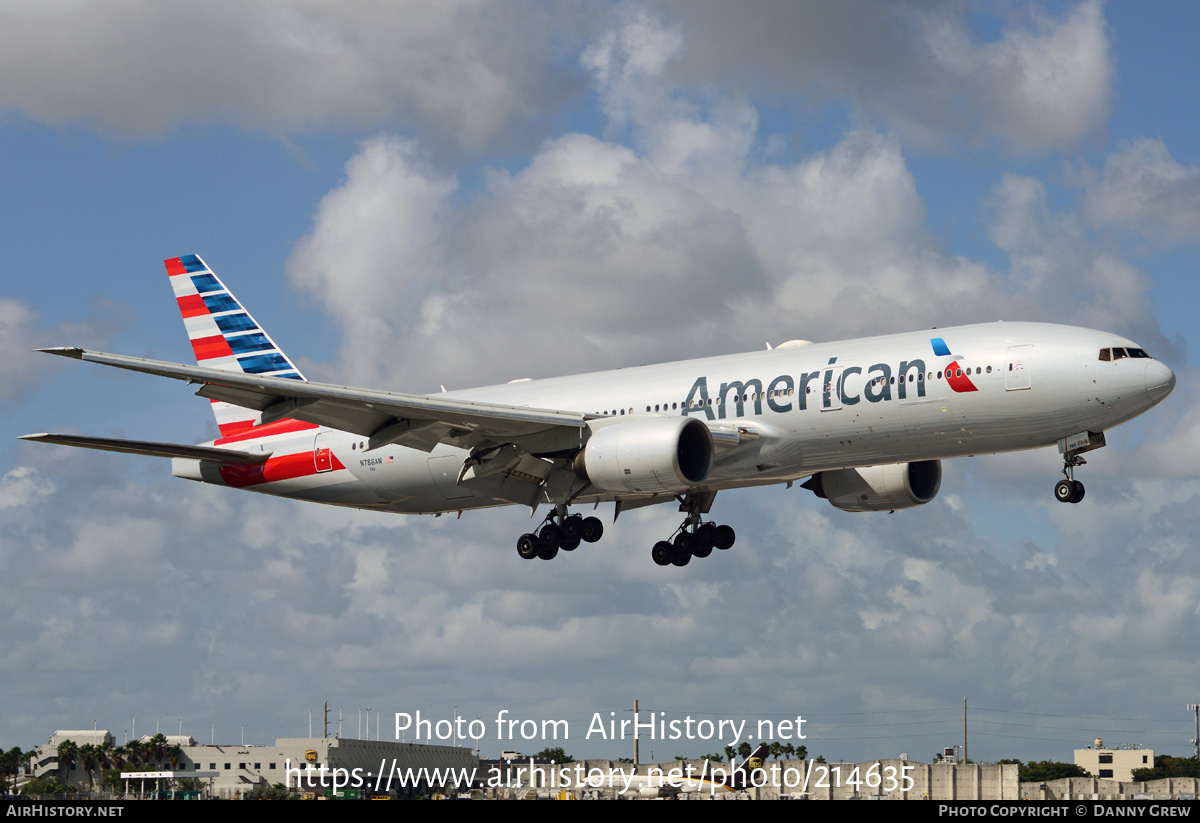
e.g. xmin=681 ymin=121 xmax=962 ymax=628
xmin=671 ymin=533 xmax=692 ymax=566
xmin=1070 ymin=480 xmax=1085 ymax=503
xmin=1054 ymin=480 xmax=1074 ymax=503
xmin=692 ymin=541 xmax=713 ymax=559
xmin=539 ymin=523 xmax=563 ymax=549
xmin=562 ymin=514 xmax=583 ymax=541
xmin=696 ymin=523 xmax=717 ymax=550
xmin=714 ymin=525 xmax=735 ymax=550
xmin=581 ymin=517 xmax=604 ymax=543
xmin=560 ymin=535 xmax=581 ymax=552
xmin=652 ymin=541 xmax=674 ymax=566
xmin=517 ymin=534 xmax=539 ymax=560
xmin=537 ymin=542 xmax=559 ymax=560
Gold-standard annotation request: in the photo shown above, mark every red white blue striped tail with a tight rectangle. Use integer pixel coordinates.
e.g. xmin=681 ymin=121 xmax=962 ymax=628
xmin=164 ymin=254 xmax=306 ymax=437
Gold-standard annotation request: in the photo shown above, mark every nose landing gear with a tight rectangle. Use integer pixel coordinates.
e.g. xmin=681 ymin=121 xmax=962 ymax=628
xmin=1054 ymin=456 xmax=1086 ymax=504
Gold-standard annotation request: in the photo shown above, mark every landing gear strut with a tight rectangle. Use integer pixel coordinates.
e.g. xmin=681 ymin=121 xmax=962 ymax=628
xmin=516 ymin=508 xmax=603 ymax=560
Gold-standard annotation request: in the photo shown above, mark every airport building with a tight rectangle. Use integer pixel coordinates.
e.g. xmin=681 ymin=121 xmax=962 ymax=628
xmin=31 ymin=731 xmax=478 ymax=798
xmin=1073 ymin=738 xmax=1153 ymax=783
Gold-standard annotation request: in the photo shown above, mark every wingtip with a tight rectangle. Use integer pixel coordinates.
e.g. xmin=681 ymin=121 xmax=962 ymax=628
xmin=35 ymin=347 xmax=84 ymax=358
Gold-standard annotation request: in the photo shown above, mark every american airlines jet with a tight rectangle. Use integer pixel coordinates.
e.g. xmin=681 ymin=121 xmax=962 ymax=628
xmin=22 ymin=255 xmax=1176 ymax=567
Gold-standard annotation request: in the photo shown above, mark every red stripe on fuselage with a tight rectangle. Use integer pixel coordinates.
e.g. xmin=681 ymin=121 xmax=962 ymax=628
xmin=164 ymin=257 xmax=187 ymax=276
xmin=216 ymin=418 xmax=256 ymax=437
xmin=214 ymin=418 xmax=319 ymax=445
xmin=177 ymin=294 xmax=208 ymax=318
xmin=218 ymin=450 xmax=346 ymax=488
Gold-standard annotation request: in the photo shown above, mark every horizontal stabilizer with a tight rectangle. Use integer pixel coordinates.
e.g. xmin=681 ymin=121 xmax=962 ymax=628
xmin=18 ymin=433 xmax=270 ymax=465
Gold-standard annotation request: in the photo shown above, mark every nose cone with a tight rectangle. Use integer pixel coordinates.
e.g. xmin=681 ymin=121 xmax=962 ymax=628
xmin=1146 ymin=360 xmax=1176 ymax=404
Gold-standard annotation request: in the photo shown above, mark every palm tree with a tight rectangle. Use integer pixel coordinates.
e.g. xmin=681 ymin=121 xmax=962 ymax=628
xmin=148 ymin=734 xmax=167 ymax=768
xmin=78 ymin=744 xmax=98 ymax=789
xmin=56 ymin=741 xmax=78 ymax=783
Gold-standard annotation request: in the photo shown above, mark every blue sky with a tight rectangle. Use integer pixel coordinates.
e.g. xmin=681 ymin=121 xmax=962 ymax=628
xmin=2 ymin=1 xmax=1198 ymax=766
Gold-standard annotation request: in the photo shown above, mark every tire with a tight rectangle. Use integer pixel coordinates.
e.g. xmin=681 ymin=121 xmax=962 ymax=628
xmin=1070 ymin=480 xmax=1085 ymax=503
xmin=1054 ymin=480 xmax=1074 ymax=503
xmin=652 ymin=541 xmax=673 ymax=566
xmin=517 ymin=533 xmax=539 ymax=560
xmin=537 ymin=542 xmax=559 ymax=560
xmin=581 ymin=517 xmax=604 ymax=543
xmin=696 ymin=523 xmax=717 ymax=550
xmin=560 ymin=536 xmax=581 ymax=551
xmin=692 ymin=540 xmax=713 ymax=559
xmin=714 ymin=525 xmax=735 ymax=550
xmin=562 ymin=515 xmax=583 ymax=541
xmin=671 ymin=533 xmax=692 ymax=566
xmin=539 ymin=523 xmax=563 ymax=549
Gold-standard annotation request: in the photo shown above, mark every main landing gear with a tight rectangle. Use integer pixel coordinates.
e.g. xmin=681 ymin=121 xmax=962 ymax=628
xmin=651 ymin=520 xmax=735 ymax=567
xmin=516 ymin=509 xmax=603 ymax=561
xmin=1054 ymin=455 xmax=1086 ymax=504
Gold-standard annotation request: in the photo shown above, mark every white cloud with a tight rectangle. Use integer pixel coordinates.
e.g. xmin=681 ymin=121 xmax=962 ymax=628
xmin=0 ymin=1 xmax=584 ymax=151
xmin=650 ymin=0 xmax=1112 ymax=152
xmin=0 ymin=297 xmax=130 ymax=406
xmin=0 ymin=2 xmax=1112 ymax=155
xmin=1083 ymin=138 xmax=1200 ymax=246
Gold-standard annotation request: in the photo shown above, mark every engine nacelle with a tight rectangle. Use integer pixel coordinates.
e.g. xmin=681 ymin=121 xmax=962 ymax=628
xmin=802 ymin=460 xmax=941 ymax=512
xmin=574 ymin=417 xmax=713 ymax=494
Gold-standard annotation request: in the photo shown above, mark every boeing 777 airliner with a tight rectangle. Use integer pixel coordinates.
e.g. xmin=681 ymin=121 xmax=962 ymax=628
xmin=22 ymin=255 xmax=1176 ymax=567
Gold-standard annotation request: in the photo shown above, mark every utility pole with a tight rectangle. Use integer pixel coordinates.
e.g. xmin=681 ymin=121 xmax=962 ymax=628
xmin=963 ymin=697 xmax=968 ymax=764
xmin=1188 ymin=704 xmax=1199 ymax=762
xmin=634 ymin=700 xmax=640 ymax=766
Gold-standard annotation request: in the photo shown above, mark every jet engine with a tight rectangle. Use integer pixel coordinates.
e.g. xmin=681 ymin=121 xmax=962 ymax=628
xmin=574 ymin=417 xmax=713 ymax=494
xmin=801 ymin=460 xmax=941 ymax=512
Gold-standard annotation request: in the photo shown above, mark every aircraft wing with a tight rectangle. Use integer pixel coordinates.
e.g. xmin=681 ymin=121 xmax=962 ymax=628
xmin=39 ymin=347 xmax=590 ymax=455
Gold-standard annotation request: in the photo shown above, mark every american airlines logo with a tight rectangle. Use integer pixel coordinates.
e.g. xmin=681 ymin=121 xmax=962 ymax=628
xmin=682 ymin=339 xmax=975 ymax=421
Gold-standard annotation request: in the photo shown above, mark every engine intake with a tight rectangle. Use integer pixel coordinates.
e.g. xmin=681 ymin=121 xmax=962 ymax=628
xmin=801 ymin=460 xmax=941 ymax=512
xmin=575 ymin=417 xmax=713 ymax=494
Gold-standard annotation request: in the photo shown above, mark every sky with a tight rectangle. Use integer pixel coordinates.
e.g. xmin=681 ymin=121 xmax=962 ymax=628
xmin=2 ymin=1 xmax=1199 ymax=766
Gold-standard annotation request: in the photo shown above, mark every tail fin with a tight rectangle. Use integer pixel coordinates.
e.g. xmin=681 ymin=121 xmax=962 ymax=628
xmin=164 ymin=254 xmax=305 ymax=437
xmin=716 ymin=743 xmax=768 ymax=790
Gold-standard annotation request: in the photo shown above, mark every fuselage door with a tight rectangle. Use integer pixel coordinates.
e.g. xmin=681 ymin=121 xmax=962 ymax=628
xmin=821 ymin=366 xmax=844 ymax=411
xmin=1005 ymin=345 xmax=1033 ymax=391
xmin=314 ymin=430 xmax=334 ymax=472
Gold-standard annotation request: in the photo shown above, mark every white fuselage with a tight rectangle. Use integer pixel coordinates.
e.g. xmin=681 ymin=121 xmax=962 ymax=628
xmin=176 ymin=322 xmax=1175 ymax=514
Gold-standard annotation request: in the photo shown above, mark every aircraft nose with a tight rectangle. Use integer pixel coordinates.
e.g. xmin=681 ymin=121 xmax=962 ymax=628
xmin=1146 ymin=360 xmax=1176 ymax=404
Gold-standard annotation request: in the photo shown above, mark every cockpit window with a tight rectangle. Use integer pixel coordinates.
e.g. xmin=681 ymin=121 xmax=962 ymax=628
xmin=1100 ymin=346 xmax=1152 ymax=361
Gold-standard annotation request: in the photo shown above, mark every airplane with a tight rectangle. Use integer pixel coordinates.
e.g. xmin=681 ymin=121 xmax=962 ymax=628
xmin=587 ymin=743 xmax=770 ymax=797
xmin=21 ymin=254 xmax=1176 ymax=567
